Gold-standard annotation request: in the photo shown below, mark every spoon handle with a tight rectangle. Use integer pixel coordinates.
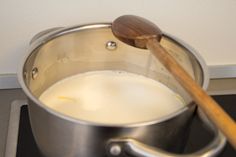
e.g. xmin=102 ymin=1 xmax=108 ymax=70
xmin=147 ymin=38 xmax=236 ymax=148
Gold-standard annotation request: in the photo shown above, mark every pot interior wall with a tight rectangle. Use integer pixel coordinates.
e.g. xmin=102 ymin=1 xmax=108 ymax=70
xmin=23 ymin=24 xmax=204 ymax=106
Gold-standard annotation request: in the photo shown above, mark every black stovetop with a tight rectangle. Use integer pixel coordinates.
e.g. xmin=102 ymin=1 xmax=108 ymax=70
xmin=14 ymin=95 xmax=236 ymax=157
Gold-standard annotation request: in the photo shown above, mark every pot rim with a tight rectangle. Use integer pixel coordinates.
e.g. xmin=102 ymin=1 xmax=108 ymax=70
xmin=17 ymin=23 xmax=209 ymax=128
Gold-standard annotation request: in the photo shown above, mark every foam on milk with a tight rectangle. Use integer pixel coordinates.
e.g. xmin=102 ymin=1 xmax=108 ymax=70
xmin=39 ymin=71 xmax=186 ymax=124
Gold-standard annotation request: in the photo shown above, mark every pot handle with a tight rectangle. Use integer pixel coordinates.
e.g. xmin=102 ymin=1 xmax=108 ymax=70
xmin=30 ymin=27 xmax=63 ymax=45
xmin=107 ymin=109 xmax=226 ymax=157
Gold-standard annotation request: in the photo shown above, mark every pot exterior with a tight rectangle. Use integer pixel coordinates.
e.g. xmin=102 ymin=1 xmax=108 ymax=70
xmin=28 ymin=99 xmax=195 ymax=157
xmin=19 ymin=23 xmax=209 ymax=157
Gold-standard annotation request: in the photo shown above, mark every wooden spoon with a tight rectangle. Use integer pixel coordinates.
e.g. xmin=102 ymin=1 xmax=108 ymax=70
xmin=112 ymin=15 xmax=236 ymax=148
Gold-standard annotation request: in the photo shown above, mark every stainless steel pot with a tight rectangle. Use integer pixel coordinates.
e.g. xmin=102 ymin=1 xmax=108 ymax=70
xmin=18 ymin=23 xmax=225 ymax=157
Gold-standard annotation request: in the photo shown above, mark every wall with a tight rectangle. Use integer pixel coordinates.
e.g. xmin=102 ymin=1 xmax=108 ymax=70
xmin=0 ymin=0 xmax=236 ymax=87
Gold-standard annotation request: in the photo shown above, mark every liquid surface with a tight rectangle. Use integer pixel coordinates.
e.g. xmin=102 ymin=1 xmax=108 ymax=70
xmin=39 ymin=71 xmax=186 ymax=124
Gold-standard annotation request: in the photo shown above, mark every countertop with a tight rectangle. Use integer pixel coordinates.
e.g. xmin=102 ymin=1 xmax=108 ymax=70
xmin=0 ymin=89 xmax=26 ymax=157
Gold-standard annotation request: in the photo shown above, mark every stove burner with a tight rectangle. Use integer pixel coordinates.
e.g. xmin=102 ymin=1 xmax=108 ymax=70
xmin=16 ymin=105 xmax=41 ymax=157
xmin=4 ymin=98 xmax=236 ymax=157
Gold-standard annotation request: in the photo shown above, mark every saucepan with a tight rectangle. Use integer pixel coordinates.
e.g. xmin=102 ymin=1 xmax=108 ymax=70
xmin=18 ymin=23 xmax=225 ymax=157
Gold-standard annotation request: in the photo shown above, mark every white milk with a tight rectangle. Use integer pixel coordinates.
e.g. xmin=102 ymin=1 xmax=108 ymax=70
xmin=39 ymin=71 xmax=186 ymax=124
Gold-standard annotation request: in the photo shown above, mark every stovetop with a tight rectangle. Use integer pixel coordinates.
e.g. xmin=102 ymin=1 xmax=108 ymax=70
xmin=4 ymin=96 xmax=236 ymax=157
